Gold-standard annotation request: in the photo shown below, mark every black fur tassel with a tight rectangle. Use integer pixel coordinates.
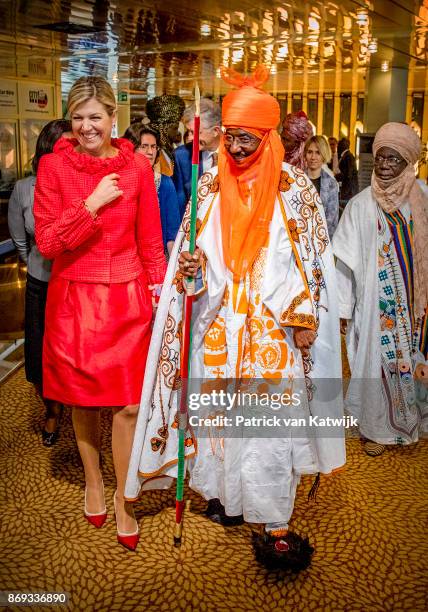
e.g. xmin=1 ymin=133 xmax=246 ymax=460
xmin=252 ymin=531 xmax=314 ymax=572
xmin=308 ymin=472 xmax=321 ymax=501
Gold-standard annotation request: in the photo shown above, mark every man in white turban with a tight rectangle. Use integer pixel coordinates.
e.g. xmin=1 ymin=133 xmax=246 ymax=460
xmin=333 ymin=122 xmax=428 ymax=456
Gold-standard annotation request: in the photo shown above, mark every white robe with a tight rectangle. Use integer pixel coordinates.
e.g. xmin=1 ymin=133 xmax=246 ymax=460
xmin=126 ymin=163 xmax=345 ymax=524
xmin=333 ymin=186 xmax=428 ymax=444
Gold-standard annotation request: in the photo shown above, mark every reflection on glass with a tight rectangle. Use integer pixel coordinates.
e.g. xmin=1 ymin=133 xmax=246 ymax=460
xmin=340 ymin=93 xmax=351 ymax=138
xmin=412 ymin=92 xmax=424 ymax=136
xmin=292 ymin=94 xmax=303 ymax=113
xmin=307 ymin=94 xmax=318 ymax=127
xmin=21 ymin=120 xmax=48 ymax=177
xmin=357 ymin=94 xmax=365 ymax=123
xmin=276 ymin=94 xmax=288 ymax=123
xmin=323 ymin=94 xmax=334 ymax=137
xmin=0 ymin=122 xmax=18 ymax=189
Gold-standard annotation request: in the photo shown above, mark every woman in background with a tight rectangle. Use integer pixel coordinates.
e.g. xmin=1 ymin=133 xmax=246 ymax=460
xmin=8 ymin=119 xmax=71 ymax=446
xmin=34 ymin=77 xmax=166 ymax=551
xmin=123 ymin=124 xmax=180 ymax=255
xmin=304 ymin=135 xmax=339 ymax=238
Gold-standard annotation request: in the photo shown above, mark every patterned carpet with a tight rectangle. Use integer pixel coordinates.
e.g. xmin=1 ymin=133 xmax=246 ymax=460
xmin=1 ymin=367 xmax=427 ymax=611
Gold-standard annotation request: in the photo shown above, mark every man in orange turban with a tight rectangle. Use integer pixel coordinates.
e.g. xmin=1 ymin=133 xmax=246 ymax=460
xmin=126 ymin=66 xmax=345 ymax=572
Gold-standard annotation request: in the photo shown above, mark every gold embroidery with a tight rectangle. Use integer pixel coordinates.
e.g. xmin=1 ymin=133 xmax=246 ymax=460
xmin=250 ymin=247 xmax=267 ymax=293
xmin=184 ymin=218 xmax=202 ymax=243
xmin=159 ymin=312 xmax=180 ymax=390
xmin=288 ymin=218 xmax=300 ymax=243
xmin=210 ymin=174 xmax=220 ymax=193
xmin=172 ymin=270 xmax=184 ymax=294
xmin=279 ymin=170 xmax=295 ymax=192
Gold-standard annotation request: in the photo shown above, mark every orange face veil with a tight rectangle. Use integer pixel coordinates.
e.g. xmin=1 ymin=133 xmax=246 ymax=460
xmin=218 ymin=65 xmax=284 ymax=282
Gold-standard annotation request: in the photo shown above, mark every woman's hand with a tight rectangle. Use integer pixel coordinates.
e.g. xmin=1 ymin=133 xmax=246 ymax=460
xmin=85 ymin=173 xmax=123 ymax=214
xmin=178 ymin=248 xmax=201 ymax=278
xmin=293 ymin=328 xmax=317 ymax=358
xmin=148 ymin=284 xmax=162 ymax=309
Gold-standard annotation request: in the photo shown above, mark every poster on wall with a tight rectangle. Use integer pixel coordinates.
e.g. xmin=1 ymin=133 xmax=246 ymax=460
xmin=0 ymin=80 xmax=18 ymax=117
xmin=17 ymin=55 xmax=54 ymax=81
xmin=18 ymin=81 xmax=55 ymax=117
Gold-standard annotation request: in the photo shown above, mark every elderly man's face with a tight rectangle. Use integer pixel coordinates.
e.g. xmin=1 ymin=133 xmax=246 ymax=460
xmin=224 ymin=128 xmax=261 ymax=165
xmin=187 ymin=118 xmax=221 ymax=152
xmin=374 ymin=146 xmax=407 ymax=180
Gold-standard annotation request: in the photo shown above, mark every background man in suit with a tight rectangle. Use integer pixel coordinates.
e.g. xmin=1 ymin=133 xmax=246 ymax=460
xmin=173 ymin=98 xmax=222 ymax=218
xmin=336 ymin=137 xmax=359 ymax=212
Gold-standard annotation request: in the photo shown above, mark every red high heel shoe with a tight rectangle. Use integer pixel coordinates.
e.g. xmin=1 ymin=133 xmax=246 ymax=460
xmin=114 ymin=492 xmax=139 ymax=551
xmin=84 ymin=483 xmax=107 ymax=528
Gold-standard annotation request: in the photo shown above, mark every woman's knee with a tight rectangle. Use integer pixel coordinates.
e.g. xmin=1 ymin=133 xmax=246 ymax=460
xmin=117 ymin=403 xmax=139 ymax=419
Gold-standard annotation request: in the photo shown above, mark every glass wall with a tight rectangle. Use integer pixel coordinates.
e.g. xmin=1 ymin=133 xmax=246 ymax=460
xmin=307 ymin=94 xmax=318 ymax=127
xmin=340 ymin=93 xmax=351 ymax=139
xmin=412 ymin=92 xmax=424 ymax=137
xmin=323 ymin=93 xmax=334 ymax=137
xmin=292 ymin=93 xmax=303 ymax=113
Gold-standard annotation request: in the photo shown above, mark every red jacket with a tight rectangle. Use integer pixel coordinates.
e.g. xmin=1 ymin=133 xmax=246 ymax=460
xmin=34 ymin=138 xmax=167 ymax=285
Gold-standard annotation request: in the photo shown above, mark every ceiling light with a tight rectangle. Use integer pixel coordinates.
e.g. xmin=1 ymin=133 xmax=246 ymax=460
xmin=200 ymin=23 xmax=211 ymax=36
xmin=231 ymin=49 xmax=244 ymax=64
xmin=356 ymin=9 xmax=369 ymax=26
xmin=368 ymin=38 xmax=378 ymax=53
xmin=381 ymin=60 xmax=389 ymax=72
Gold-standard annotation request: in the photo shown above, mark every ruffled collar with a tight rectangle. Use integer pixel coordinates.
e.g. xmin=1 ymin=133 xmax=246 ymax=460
xmin=54 ymin=137 xmax=135 ymax=173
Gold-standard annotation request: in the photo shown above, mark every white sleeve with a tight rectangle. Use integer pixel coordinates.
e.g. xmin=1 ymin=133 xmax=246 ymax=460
xmin=336 ymin=258 xmax=355 ymax=320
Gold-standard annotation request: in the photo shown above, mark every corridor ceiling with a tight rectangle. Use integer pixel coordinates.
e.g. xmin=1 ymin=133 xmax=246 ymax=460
xmin=1 ymin=0 xmax=427 ymax=96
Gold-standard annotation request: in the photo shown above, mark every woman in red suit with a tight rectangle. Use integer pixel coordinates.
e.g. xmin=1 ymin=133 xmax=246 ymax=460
xmin=34 ymin=76 xmax=167 ymax=551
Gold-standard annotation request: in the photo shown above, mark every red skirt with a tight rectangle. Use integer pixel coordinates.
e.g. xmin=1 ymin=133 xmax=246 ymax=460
xmin=43 ymin=274 xmax=152 ymax=406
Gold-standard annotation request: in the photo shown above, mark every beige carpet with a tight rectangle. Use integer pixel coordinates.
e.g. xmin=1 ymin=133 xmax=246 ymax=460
xmin=1 ymin=367 xmax=427 ymax=611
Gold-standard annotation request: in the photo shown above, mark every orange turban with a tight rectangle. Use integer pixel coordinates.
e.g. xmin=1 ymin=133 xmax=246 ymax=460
xmin=221 ymin=65 xmax=280 ymax=131
xmin=218 ymin=65 xmax=284 ymax=281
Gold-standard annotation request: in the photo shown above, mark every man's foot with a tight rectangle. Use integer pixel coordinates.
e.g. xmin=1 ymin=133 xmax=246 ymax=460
xmin=205 ymin=499 xmax=244 ymax=527
xmin=252 ymin=531 xmax=314 ymax=572
xmin=364 ymin=441 xmax=386 ymax=456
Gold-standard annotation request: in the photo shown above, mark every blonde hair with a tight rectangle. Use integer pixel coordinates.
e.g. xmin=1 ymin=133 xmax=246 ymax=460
xmin=304 ymin=135 xmax=332 ymax=164
xmin=67 ymin=76 xmax=116 ymax=116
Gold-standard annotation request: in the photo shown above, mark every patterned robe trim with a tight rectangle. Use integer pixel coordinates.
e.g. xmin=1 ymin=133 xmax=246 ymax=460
xmin=279 ymin=290 xmax=317 ymax=329
xmin=278 ymin=197 xmax=318 ymax=331
xmin=279 ymin=170 xmax=295 ymax=192
xmin=286 ymin=166 xmax=329 ymax=261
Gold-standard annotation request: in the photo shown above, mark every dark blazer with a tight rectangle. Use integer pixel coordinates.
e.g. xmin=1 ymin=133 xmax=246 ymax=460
xmin=157 ymin=175 xmax=181 ymax=250
xmin=336 ymin=150 xmax=359 ymax=203
xmin=172 ymin=143 xmax=203 ymax=219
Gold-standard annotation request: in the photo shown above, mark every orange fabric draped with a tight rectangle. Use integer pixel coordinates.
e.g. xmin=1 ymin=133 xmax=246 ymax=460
xmin=218 ymin=65 xmax=284 ymax=281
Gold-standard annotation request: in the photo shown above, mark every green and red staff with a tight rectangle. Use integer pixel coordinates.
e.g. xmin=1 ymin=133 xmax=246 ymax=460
xmin=174 ymin=83 xmax=200 ymax=546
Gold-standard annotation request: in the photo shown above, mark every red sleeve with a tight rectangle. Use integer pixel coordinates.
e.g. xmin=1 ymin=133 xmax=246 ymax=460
xmin=34 ymin=154 xmax=101 ymax=259
xmin=136 ymin=156 xmax=167 ymax=284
